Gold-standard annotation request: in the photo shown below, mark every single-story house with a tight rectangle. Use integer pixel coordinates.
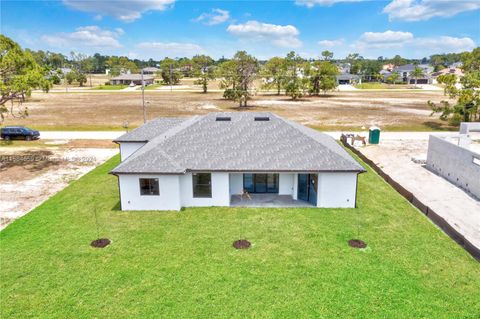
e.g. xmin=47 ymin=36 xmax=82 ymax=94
xmin=336 ymin=73 xmax=360 ymax=85
xmin=392 ymin=64 xmax=433 ymax=84
xmin=110 ymin=74 xmax=154 ymax=86
xmin=110 ymin=112 xmax=365 ymax=211
xmin=142 ymin=67 xmax=160 ymax=75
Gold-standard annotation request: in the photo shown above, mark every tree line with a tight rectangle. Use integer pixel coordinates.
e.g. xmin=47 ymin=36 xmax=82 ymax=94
xmin=1 ymin=34 xmax=477 ymax=122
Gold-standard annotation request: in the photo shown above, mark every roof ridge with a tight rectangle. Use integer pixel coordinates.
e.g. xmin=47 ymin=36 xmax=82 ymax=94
xmin=111 ymin=115 xmax=203 ymax=174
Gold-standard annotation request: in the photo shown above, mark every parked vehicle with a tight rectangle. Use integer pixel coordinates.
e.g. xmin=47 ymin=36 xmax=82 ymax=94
xmin=0 ymin=126 xmax=40 ymax=141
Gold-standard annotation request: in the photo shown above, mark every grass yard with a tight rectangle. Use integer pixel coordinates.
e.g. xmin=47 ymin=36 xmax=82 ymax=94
xmin=1 ymin=155 xmax=479 ymax=318
xmin=354 ymin=82 xmax=413 ymax=90
xmin=91 ymin=85 xmax=128 ymax=90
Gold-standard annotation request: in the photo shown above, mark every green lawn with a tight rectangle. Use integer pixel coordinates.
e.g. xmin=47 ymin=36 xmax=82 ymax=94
xmin=1 ymin=155 xmax=479 ymax=318
xmin=354 ymin=82 xmax=413 ymax=90
xmin=92 ymin=85 xmax=128 ymax=90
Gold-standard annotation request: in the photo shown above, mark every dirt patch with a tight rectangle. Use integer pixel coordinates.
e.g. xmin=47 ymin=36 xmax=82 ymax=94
xmin=233 ymin=239 xmax=251 ymax=249
xmin=348 ymin=239 xmax=367 ymax=248
xmin=0 ymin=147 xmax=117 ymax=230
xmin=3 ymin=89 xmax=453 ymax=131
xmin=0 ymin=150 xmax=61 ymax=178
xmin=91 ymin=238 xmax=111 ymax=248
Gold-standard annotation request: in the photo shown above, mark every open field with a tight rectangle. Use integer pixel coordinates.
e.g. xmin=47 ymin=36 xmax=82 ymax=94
xmin=2 ymin=90 xmax=456 ymax=131
xmin=1 ymin=155 xmax=479 ymax=318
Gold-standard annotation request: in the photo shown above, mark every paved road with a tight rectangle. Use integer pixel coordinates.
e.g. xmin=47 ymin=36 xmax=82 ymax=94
xmin=39 ymin=130 xmax=459 ymax=141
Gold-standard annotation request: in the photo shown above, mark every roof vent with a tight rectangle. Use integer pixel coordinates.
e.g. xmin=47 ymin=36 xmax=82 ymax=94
xmin=216 ymin=116 xmax=231 ymax=122
xmin=254 ymin=116 xmax=270 ymax=121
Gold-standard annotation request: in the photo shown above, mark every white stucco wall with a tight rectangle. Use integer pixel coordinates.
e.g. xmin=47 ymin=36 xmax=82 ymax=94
xmin=317 ymin=172 xmax=358 ymax=208
xmin=119 ymin=142 xmax=146 ymax=161
xmin=179 ymin=172 xmax=230 ymax=207
xmin=118 ymin=174 xmax=181 ymax=211
xmin=279 ymin=173 xmax=294 ymax=195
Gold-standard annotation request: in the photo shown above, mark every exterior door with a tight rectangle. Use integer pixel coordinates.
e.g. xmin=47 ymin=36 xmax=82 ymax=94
xmin=243 ymin=174 xmax=279 ymax=193
xmin=308 ymin=174 xmax=318 ymax=206
xmin=297 ymin=174 xmax=317 ymax=205
xmin=297 ymin=174 xmax=309 ymax=201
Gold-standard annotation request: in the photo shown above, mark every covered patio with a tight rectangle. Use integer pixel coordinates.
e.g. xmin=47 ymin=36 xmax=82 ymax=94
xmin=230 ymin=194 xmax=313 ymax=208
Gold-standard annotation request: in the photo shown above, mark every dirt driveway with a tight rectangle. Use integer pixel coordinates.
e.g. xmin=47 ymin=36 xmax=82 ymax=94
xmin=0 ymin=143 xmax=117 ymax=230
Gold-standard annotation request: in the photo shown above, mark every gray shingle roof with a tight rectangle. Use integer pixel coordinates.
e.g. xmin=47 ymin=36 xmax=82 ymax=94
xmin=111 ymin=112 xmax=365 ymax=174
xmin=114 ymin=118 xmax=187 ymax=142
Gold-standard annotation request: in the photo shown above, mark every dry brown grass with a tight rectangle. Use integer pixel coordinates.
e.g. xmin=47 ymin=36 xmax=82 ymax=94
xmin=2 ymin=89 xmax=455 ymax=131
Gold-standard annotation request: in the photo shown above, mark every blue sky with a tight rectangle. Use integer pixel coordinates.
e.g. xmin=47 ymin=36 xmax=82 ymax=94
xmin=2 ymin=0 xmax=479 ymax=60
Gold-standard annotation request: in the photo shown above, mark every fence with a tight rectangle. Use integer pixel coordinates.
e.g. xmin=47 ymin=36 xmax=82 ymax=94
xmin=340 ymin=135 xmax=480 ymax=261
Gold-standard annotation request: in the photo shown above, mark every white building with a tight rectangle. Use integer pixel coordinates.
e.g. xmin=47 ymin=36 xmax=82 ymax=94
xmin=111 ymin=112 xmax=365 ymax=211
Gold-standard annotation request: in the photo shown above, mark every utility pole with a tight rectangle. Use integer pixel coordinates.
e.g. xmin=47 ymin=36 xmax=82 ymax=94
xmin=169 ymin=64 xmax=173 ymax=92
xmin=141 ymin=69 xmax=146 ymax=123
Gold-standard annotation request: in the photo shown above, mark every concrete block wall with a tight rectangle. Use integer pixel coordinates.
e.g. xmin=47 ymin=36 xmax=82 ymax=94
xmin=426 ymin=135 xmax=480 ymax=199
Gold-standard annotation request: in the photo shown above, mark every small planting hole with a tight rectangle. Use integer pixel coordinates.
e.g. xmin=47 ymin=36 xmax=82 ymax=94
xmin=91 ymin=238 xmax=111 ymax=248
xmin=348 ymin=239 xmax=367 ymax=249
xmin=233 ymin=239 xmax=251 ymax=249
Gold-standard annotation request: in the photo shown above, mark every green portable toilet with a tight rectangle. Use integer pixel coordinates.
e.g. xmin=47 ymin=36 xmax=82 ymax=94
xmin=368 ymin=126 xmax=380 ymax=144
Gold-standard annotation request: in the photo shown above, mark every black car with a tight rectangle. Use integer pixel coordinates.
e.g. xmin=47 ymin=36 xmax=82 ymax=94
xmin=0 ymin=126 xmax=40 ymax=141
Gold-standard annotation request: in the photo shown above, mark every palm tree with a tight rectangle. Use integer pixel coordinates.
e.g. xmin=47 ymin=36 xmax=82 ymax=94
xmin=388 ymin=71 xmax=400 ymax=85
xmin=410 ymin=66 xmax=424 ymax=88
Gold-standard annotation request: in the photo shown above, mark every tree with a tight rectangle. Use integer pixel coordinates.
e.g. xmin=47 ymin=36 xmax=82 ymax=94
xmin=345 ymin=53 xmax=363 ymax=75
xmin=386 ymin=71 xmax=400 ymax=85
xmin=429 ymin=47 xmax=480 ymax=125
xmin=390 ymin=54 xmax=406 ymax=67
xmin=219 ymin=52 xmax=258 ymax=107
xmin=0 ymin=35 xmax=51 ymax=122
xmin=310 ymin=60 xmax=339 ymax=95
xmin=233 ymin=51 xmax=258 ymax=107
xmin=410 ymin=66 xmax=424 ymax=87
xmin=106 ymin=56 xmax=138 ymax=76
xmin=284 ymin=51 xmax=306 ymax=100
xmin=160 ymin=58 xmax=183 ymax=85
xmin=65 ymin=71 xmax=77 ymax=85
xmin=261 ymin=57 xmax=286 ymax=95
xmin=321 ymin=50 xmax=333 ymax=61
xmin=192 ymin=55 xmax=215 ymax=93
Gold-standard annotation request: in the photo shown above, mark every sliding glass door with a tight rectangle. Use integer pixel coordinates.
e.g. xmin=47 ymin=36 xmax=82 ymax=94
xmin=243 ymin=174 xmax=279 ymax=193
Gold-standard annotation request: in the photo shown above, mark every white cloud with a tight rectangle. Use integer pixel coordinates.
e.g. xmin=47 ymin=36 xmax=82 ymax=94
xmin=296 ymin=0 xmax=366 ymax=8
xmin=41 ymin=26 xmax=123 ymax=48
xmin=360 ymin=30 xmax=413 ymax=43
xmin=136 ymin=41 xmax=204 ymax=57
xmin=63 ymin=0 xmax=175 ymax=22
xmin=194 ymin=8 xmax=230 ymax=25
xmin=352 ymin=30 xmax=476 ymax=55
xmin=383 ymin=0 xmax=480 ymax=21
xmin=318 ymin=38 xmax=344 ymax=47
xmin=227 ymin=20 xmax=302 ymax=48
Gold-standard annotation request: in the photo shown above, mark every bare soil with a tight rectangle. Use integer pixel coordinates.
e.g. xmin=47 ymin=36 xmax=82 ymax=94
xmin=233 ymin=239 xmax=251 ymax=249
xmin=348 ymin=239 xmax=367 ymax=248
xmin=0 ymin=145 xmax=118 ymax=230
xmin=91 ymin=238 xmax=111 ymax=248
xmin=3 ymin=90 xmax=455 ymax=131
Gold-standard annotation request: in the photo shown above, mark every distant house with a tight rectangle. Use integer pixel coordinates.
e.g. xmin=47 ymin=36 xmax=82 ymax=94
xmin=336 ymin=63 xmax=351 ymax=74
xmin=392 ymin=64 xmax=433 ymax=84
xmin=142 ymin=67 xmax=160 ymax=75
xmin=337 ymin=73 xmax=360 ymax=85
xmin=382 ymin=63 xmax=395 ymax=71
xmin=431 ymin=67 xmax=464 ymax=83
xmin=110 ymin=112 xmax=365 ymax=211
xmin=110 ymin=74 xmax=154 ymax=86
